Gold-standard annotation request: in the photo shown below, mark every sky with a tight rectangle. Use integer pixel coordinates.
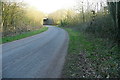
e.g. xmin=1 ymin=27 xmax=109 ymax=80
xmin=4 ymin=0 xmax=107 ymax=14
xmin=24 ymin=0 xmax=107 ymax=14
xmin=24 ymin=0 xmax=76 ymax=14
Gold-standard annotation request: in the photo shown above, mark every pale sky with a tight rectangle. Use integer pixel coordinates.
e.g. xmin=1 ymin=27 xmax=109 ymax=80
xmin=6 ymin=0 xmax=106 ymax=14
xmin=24 ymin=0 xmax=76 ymax=14
xmin=24 ymin=0 xmax=107 ymax=14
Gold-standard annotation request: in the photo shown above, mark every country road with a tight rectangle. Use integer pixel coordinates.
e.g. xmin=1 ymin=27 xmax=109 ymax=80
xmin=2 ymin=25 xmax=69 ymax=78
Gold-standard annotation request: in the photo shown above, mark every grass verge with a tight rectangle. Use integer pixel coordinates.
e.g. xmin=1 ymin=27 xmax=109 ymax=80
xmin=61 ymin=27 xmax=119 ymax=78
xmin=1 ymin=27 xmax=48 ymax=44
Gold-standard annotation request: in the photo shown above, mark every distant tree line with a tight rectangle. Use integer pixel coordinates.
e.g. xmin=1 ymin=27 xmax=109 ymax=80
xmin=1 ymin=1 xmax=45 ymax=37
xmin=49 ymin=1 xmax=120 ymax=45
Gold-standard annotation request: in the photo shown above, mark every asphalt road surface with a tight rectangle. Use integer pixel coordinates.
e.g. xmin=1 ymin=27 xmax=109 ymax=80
xmin=2 ymin=25 xmax=69 ymax=78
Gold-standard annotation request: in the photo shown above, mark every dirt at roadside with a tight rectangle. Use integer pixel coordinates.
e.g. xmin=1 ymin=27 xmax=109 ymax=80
xmin=61 ymin=52 xmax=97 ymax=78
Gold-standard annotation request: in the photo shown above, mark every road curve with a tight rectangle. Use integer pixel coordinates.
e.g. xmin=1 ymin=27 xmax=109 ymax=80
xmin=2 ymin=25 xmax=69 ymax=78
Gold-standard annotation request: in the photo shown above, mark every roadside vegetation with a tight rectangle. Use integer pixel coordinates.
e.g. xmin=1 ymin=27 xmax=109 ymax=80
xmin=61 ymin=27 xmax=119 ymax=78
xmin=0 ymin=27 xmax=48 ymax=44
xmin=1 ymin=1 xmax=45 ymax=38
xmin=49 ymin=0 xmax=120 ymax=78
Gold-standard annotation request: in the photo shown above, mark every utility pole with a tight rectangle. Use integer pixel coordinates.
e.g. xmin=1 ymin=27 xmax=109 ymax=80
xmin=82 ymin=1 xmax=85 ymax=23
xmin=115 ymin=0 xmax=120 ymax=77
xmin=86 ymin=0 xmax=90 ymax=22
xmin=97 ymin=2 xmax=98 ymax=12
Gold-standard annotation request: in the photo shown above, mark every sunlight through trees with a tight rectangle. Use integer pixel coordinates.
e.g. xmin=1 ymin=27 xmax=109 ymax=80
xmin=1 ymin=1 xmax=45 ymax=37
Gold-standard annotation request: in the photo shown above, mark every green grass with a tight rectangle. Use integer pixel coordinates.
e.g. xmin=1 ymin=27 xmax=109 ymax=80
xmin=61 ymin=27 xmax=119 ymax=78
xmin=1 ymin=27 xmax=48 ymax=44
